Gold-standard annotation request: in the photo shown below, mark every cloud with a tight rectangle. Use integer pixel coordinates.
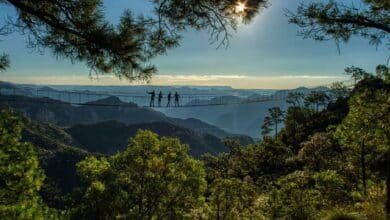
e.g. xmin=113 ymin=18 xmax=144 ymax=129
xmin=1 ymin=74 xmax=348 ymax=89
xmin=151 ymin=74 xmax=347 ymax=89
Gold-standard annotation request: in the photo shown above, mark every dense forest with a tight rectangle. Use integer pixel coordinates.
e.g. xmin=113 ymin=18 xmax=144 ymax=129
xmin=0 ymin=0 xmax=389 ymax=219
xmin=1 ymin=66 xmax=389 ymax=219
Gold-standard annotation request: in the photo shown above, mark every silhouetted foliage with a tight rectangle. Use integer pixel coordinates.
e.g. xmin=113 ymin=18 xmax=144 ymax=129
xmin=330 ymin=82 xmax=350 ymax=100
xmin=286 ymin=91 xmax=305 ymax=107
xmin=345 ymin=66 xmax=371 ymax=85
xmin=0 ymin=0 xmax=388 ymax=215
xmin=0 ymin=65 xmax=389 ymax=218
xmin=376 ymin=64 xmax=390 ymax=82
xmin=1 ymin=0 xmax=267 ymax=79
xmin=304 ymin=91 xmax=330 ymax=112
xmin=287 ymin=0 xmax=390 ymax=47
xmin=279 ymin=102 xmax=348 ymax=153
xmin=0 ymin=54 xmax=9 ymax=71
xmin=261 ymin=107 xmax=284 ymax=138
xmin=0 ymin=25 xmax=10 ymax=71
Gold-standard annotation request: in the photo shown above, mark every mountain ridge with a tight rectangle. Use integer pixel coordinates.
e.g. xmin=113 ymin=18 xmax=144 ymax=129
xmin=0 ymin=93 xmax=252 ymax=141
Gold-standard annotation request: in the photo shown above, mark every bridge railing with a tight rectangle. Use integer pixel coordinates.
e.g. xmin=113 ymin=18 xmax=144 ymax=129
xmin=0 ymin=79 xmax=354 ymax=108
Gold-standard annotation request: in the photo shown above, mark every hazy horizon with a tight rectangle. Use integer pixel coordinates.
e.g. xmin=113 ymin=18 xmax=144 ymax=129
xmin=2 ymin=74 xmax=348 ymax=89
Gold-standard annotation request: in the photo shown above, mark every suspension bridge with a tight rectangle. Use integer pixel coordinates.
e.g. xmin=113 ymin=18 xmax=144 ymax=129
xmin=0 ymin=80 xmax=353 ymax=109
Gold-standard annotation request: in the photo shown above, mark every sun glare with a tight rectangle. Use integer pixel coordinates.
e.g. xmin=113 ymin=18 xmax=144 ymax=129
xmin=235 ymin=2 xmax=246 ymax=13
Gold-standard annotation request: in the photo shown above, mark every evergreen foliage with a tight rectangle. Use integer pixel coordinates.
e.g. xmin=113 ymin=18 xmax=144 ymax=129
xmin=74 ymin=130 xmax=206 ymax=219
xmin=0 ymin=110 xmax=59 ymax=219
xmin=287 ymin=0 xmax=389 ymax=47
xmin=0 ymin=65 xmax=389 ymax=218
xmin=0 ymin=0 xmax=267 ymax=79
xmin=0 ymin=54 xmax=9 ymax=72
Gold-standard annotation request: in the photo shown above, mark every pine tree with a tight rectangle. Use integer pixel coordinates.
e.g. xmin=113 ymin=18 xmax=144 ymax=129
xmin=0 ymin=0 xmax=267 ymax=79
xmin=262 ymin=107 xmax=285 ymax=138
xmin=75 ymin=130 xmax=207 ymax=219
xmin=0 ymin=110 xmax=58 ymax=219
xmin=287 ymin=0 xmax=389 ymax=48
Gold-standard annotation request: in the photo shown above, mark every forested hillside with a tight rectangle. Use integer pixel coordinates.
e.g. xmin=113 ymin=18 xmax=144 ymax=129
xmin=0 ymin=94 xmax=252 ymax=140
xmin=5 ymin=114 xmax=233 ymax=209
xmin=0 ymin=93 xmax=254 ymax=157
xmin=0 ymin=0 xmax=388 ymax=219
xmin=66 ymin=120 xmax=229 ymax=156
xmin=1 ymin=66 xmax=388 ymax=219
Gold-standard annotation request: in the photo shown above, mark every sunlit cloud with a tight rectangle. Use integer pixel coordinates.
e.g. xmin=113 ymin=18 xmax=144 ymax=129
xmin=1 ymin=74 xmax=348 ymax=89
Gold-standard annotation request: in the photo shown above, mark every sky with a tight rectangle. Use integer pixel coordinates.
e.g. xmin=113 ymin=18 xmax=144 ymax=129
xmin=0 ymin=0 xmax=388 ymax=89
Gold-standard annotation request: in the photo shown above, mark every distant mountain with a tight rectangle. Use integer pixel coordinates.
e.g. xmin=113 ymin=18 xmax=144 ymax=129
xmin=3 ymin=81 xmax=313 ymax=138
xmin=187 ymin=95 xmax=242 ymax=106
xmin=0 ymin=94 xmax=254 ymax=154
xmin=0 ymin=94 xmax=253 ymax=143
xmin=17 ymin=116 xmax=235 ymax=207
xmin=20 ymin=118 xmax=91 ymax=207
xmin=0 ymin=81 xmax=34 ymax=96
xmin=66 ymin=120 xmax=228 ymax=157
xmin=169 ymin=117 xmax=253 ymax=145
xmin=86 ymin=96 xmax=138 ymax=107
xmin=161 ymin=99 xmax=289 ymax=138
xmin=161 ymin=87 xmax=330 ymax=138
xmin=0 ymin=94 xmax=169 ymax=125
xmin=169 ymin=117 xmax=232 ymax=138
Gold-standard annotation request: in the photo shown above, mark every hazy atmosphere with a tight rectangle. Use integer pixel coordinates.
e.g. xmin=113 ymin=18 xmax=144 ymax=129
xmin=0 ymin=0 xmax=388 ymax=219
xmin=0 ymin=0 xmax=387 ymax=88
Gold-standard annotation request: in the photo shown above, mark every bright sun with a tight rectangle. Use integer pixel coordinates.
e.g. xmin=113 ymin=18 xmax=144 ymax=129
xmin=235 ymin=2 xmax=246 ymax=13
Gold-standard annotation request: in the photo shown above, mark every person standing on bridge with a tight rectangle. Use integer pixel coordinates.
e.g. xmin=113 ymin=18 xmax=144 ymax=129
xmin=174 ymin=92 xmax=180 ymax=107
xmin=158 ymin=91 xmax=163 ymax=107
xmin=167 ymin=92 xmax=172 ymax=107
xmin=147 ymin=90 xmax=155 ymax=107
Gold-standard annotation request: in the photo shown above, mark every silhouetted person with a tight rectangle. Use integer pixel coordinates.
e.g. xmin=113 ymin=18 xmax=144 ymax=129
xmin=174 ymin=92 xmax=180 ymax=107
xmin=167 ymin=92 xmax=172 ymax=107
xmin=158 ymin=91 xmax=163 ymax=107
xmin=147 ymin=90 xmax=155 ymax=107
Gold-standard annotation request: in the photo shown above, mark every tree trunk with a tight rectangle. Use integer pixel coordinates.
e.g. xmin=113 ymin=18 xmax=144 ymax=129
xmin=386 ymin=178 xmax=390 ymax=218
xmin=361 ymin=142 xmax=367 ymax=195
xmin=216 ymin=196 xmax=221 ymax=220
xmin=275 ymin=123 xmax=278 ymax=139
